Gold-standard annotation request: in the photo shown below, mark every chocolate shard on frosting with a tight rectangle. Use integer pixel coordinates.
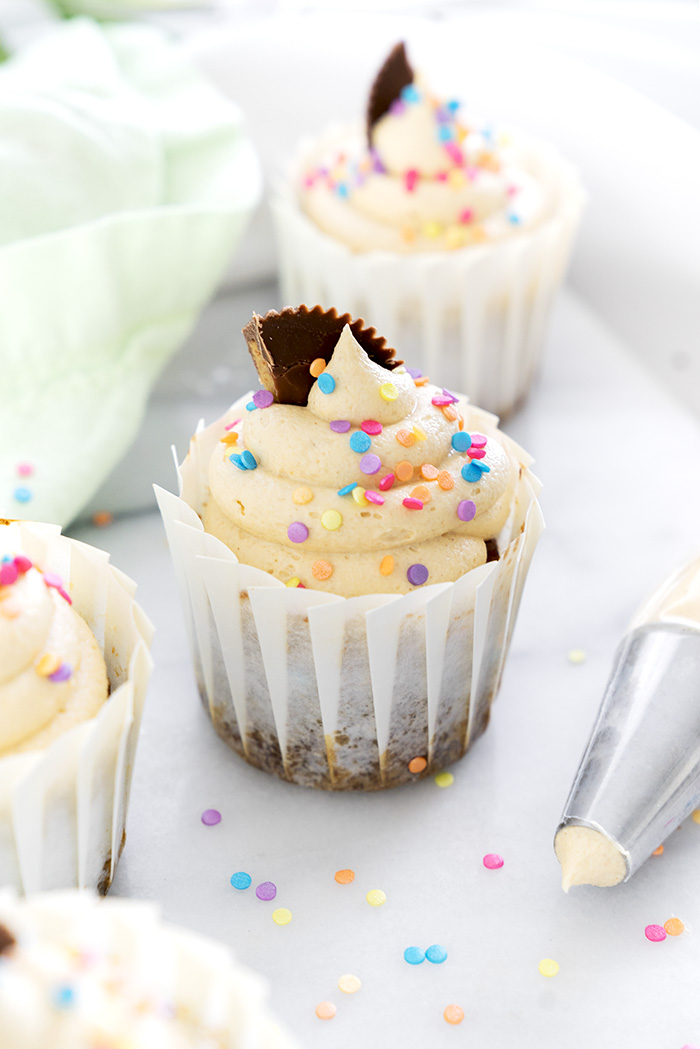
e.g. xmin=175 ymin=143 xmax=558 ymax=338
xmin=242 ymin=305 xmax=402 ymax=406
xmin=367 ymin=41 xmax=414 ymax=143
xmin=0 ymin=922 xmax=15 ymax=956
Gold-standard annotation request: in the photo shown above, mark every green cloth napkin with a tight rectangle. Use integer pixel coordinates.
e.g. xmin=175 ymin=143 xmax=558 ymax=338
xmin=0 ymin=19 xmax=260 ymax=526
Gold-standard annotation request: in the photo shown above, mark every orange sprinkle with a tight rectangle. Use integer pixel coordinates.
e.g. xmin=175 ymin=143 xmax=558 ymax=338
xmin=437 ymin=471 xmax=454 ymax=490
xmin=664 ymin=917 xmax=684 ymax=936
xmin=652 ymin=845 xmax=664 ymax=857
xmin=312 ymin=560 xmax=333 ymax=581
xmin=293 ymin=487 xmax=314 ymax=505
xmin=441 ymin=405 xmax=458 ymax=421
xmin=309 ymin=358 xmax=326 ymax=377
xmin=413 ymin=376 xmax=430 ymax=387
xmin=444 ymin=1005 xmax=464 ymax=1025
xmin=396 ymin=429 xmax=416 ymax=448
xmin=408 ymin=756 xmax=427 ymax=774
xmin=395 ymin=461 xmax=414 ymax=482
xmin=458 ymin=414 xmax=465 ymax=430
xmin=315 ymin=1002 xmax=336 ymax=1021
xmin=411 ymin=485 xmax=432 ymax=503
xmin=91 ymin=510 xmax=113 ymax=527
xmin=401 ymin=225 xmax=416 ymax=243
xmin=421 ymin=464 xmax=439 ymax=481
xmin=380 ymin=555 xmax=395 ymax=576
xmin=219 ymin=431 xmax=239 ymax=446
xmin=334 ymin=869 xmax=355 ymax=885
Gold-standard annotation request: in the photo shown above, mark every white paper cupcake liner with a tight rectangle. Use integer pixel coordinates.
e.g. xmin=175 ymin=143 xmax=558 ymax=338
xmin=0 ymin=522 xmax=153 ymax=893
xmin=271 ymin=127 xmax=585 ymax=418
xmin=156 ymin=395 xmax=543 ymax=790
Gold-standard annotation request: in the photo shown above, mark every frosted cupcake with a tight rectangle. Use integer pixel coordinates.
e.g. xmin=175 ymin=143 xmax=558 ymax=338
xmin=157 ymin=306 xmax=543 ymax=790
xmin=0 ymin=520 xmax=152 ymax=893
xmin=0 ymin=890 xmax=298 ymax=1049
xmin=272 ymin=42 xmax=584 ymax=417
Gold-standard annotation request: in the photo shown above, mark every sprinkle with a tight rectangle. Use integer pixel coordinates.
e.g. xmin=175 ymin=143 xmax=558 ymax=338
xmin=14 ymin=556 xmax=31 ymax=575
xmin=567 ymin=649 xmax=587 ymax=664
xmin=285 ymin=578 xmax=301 ymax=588
xmin=230 ymin=872 xmax=252 ymax=890
xmin=256 ymin=881 xmax=277 ymax=902
xmin=361 ymin=419 xmax=383 ymax=435
xmin=404 ymin=946 xmax=425 ymax=965
xmin=434 ymin=772 xmax=454 ymax=788
xmin=401 ymin=225 xmax=416 ymax=243
xmin=335 ymin=869 xmax=355 ymax=884
xmin=0 ymin=563 xmax=18 ymax=586
xmin=403 ymin=497 xmax=423 ymax=511
xmin=287 ymin=522 xmax=309 ymax=544
xmin=336 ymin=183 xmax=349 ymax=198
xmin=273 ymin=908 xmax=292 ymax=925
xmin=241 ymin=450 xmax=257 ymax=470
xmin=407 ymin=563 xmax=429 ymax=586
xmin=312 ymin=560 xmax=333 ymax=581
xmin=36 ymin=653 xmax=61 ymax=677
xmin=246 ymin=401 xmax=256 ymax=411
xmin=457 ymin=500 xmax=477 ymax=522
xmin=423 ymin=220 xmax=442 ymax=239
xmin=468 ymin=447 xmax=486 ymax=460
xmin=405 ymin=169 xmax=419 ymax=192
xmin=52 ymin=985 xmax=76 ymax=1010
xmin=664 ymin=917 xmax=684 ymax=936
xmin=413 ymin=375 xmax=430 ymax=387
xmin=253 ymin=390 xmax=274 ymax=410
xmin=201 ymin=809 xmax=221 ymax=826
xmin=395 ymin=461 xmax=414 ymax=482
xmin=352 ymin=487 xmax=369 ymax=506
xmin=452 ymin=432 xmax=472 ymax=452
xmin=315 ymin=1002 xmax=336 ymax=1020
xmin=426 ymin=944 xmax=448 ymax=964
xmin=437 ymin=124 xmax=454 ymax=142
xmin=437 ymin=471 xmax=454 ymax=490
xmin=49 ymin=663 xmax=72 ymax=683
xmin=293 ymin=487 xmax=314 ymax=504
xmin=645 ymin=924 xmax=666 ymax=942
xmin=225 ymin=418 xmax=241 ymax=430
xmin=442 ymin=404 xmax=458 ymax=421
xmin=412 ymin=425 xmax=427 ymax=441
xmin=229 ymin=453 xmax=246 ymax=470
xmin=338 ymin=974 xmax=361 ymax=994
xmin=421 ymin=464 xmax=439 ymax=480
xmin=411 ymin=485 xmax=431 ymax=503
xmin=380 ymin=382 xmax=398 ymax=401
xmin=321 ymin=510 xmax=342 ymax=531
xmin=360 ymin=453 xmax=382 ymax=475
xmin=538 ymin=959 xmax=559 ymax=977
xmin=317 ymin=372 xmax=336 ymax=394
xmin=338 ymin=482 xmax=358 ymax=497
xmin=458 ymin=208 xmax=474 ymax=225
xmin=330 ymin=420 xmax=351 ymax=433
xmin=13 ymin=487 xmax=31 ymax=503
xmin=365 ymin=491 xmax=384 ymax=505
xmin=508 ymin=213 xmax=521 ymax=225
xmin=349 ymin=431 xmax=372 ymax=453
xmin=401 ymin=84 xmax=421 ymax=104
xmin=446 ymin=99 xmax=460 ymax=112
xmin=432 ymin=395 xmax=453 ymax=407
xmin=366 ymin=889 xmax=386 ymax=907
xmin=692 ymin=809 xmax=700 ymax=824
xmin=436 ymin=171 xmax=448 ymax=181
xmin=396 ymin=429 xmax=416 ymax=447
xmin=408 ymin=756 xmax=427 ymax=774
xmin=462 ymin=461 xmax=486 ymax=482
xmin=92 ymin=510 xmax=114 ymax=528
xmin=652 ymin=845 xmax=664 ymax=856
xmin=406 ymin=368 xmax=422 ymax=379
xmin=380 ymin=555 xmax=395 ymax=576
xmin=443 ymin=1005 xmax=464 ymax=1025
xmin=379 ymin=474 xmax=395 ymax=491
xmin=483 ymin=854 xmax=503 ymax=869
xmin=471 ymin=434 xmax=487 ymax=448
xmin=16 ymin=462 xmax=34 ymax=477
xmin=390 ymin=98 xmax=407 ymax=116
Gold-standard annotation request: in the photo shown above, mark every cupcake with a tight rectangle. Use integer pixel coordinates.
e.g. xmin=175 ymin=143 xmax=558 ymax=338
xmin=271 ymin=42 xmax=584 ymax=418
xmin=157 ymin=306 xmax=542 ymax=791
xmin=0 ymin=890 xmax=299 ymax=1048
xmin=0 ymin=520 xmax=152 ymax=893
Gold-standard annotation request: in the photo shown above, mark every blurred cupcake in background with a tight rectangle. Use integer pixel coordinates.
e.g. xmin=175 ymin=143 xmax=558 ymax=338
xmin=272 ymin=42 xmax=584 ymax=417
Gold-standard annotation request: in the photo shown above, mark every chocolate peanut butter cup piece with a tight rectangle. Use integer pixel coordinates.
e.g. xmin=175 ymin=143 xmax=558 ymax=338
xmin=367 ymin=41 xmax=414 ymax=143
xmin=0 ymin=923 xmax=15 ymax=956
xmin=243 ymin=305 xmax=402 ymax=406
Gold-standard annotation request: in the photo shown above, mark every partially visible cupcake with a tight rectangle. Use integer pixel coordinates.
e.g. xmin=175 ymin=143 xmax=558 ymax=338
xmin=0 ymin=520 xmax=152 ymax=893
xmin=0 ymin=890 xmax=298 ymax=1049
xmin=272 ymin=42 xmax=584 ymax=417
xmin=157 ymin=306 xmax=543 ymax=791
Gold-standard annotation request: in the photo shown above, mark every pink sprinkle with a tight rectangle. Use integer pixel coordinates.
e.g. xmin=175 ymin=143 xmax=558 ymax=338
xmin=43 ymin=572 xmax=63 ymax=590
xmin=470 ymin=434 xmax=488 ymax=448
xmin=405 ymin=169 xmax=419 ymax=192
xmin=303 ymin=174 xmax=316 ymax=188
xmin=403 ymin=498 xmax=424 ymax=511
xmin=225 ymin=418 xmax=241 ymax=431
xmin=361 ymin=420 xmax=383 ymax=436
xmin=458 ymin=208 xmax=473 ymax=225
xmin=0 ymin=563 xmax=19 ymax=586
xmin=507 ymin=184 xmax=518 ymax=196
xmin=16 ymin=462 xmax=34 ymax=477
xmin=431 ymin=395 xmax=453 ymax=407
xmin=379 ymin=474 xmax=395 ymax=491
xmin=483 ymin=854 xmax=504 ymax=870
xmin=436 ymin=171 xmax=448 ymax=182
xmin=466 ymin=166 xmax=478 ymax=182
xmin=445 ymin=142 xmax=464 ymax=165
xmin=365 ymin=491 xmax=384 ymax=505
xmin=468 ymin=448 xmax=486 ymax=460
xmin=13 ymin=556 xmax=32 ymax=575
xmin=645 ymin=924 xmax=666 ymax=942
xmin=57 ymin=587 xmax=72 ymax=605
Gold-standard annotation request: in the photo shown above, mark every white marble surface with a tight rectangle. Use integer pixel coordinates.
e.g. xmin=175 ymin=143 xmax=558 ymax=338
xmin=69 ymin=287 xmax=700 ymax=1048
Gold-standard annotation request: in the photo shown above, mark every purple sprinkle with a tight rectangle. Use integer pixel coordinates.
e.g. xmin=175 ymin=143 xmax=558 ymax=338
xmin=442 ymin=389 xmax=459 ymax=403
xmin=256 ymin=881 xmax=277 ymax=902
xmin=330 ymin=420 xmax=351 ymax=433
xmin=390 ymin=98 xmax=406 ymax=116
xmin=49 ymin=663 xmax=72 ymax=683
xmin=201 ymin=809 xmax=221 ymax=826
xmin=406 ymin=368 xmax=422 ymax=379
xmin=253 ymin=390 xmax=274 ymax=409
xmin=360 ymin=453 xmax=382 ymax=475
xmin=457 ymin=500 xmax=477 ymax=522
xmin=287 ymin=522 xmax=309 ymax=544
xmin=407 ymin=563 xmax=429 ymax=586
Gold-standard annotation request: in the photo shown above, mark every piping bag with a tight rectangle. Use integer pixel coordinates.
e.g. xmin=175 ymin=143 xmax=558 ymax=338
xmin=555 ymin=554 xmax=700 ymax=890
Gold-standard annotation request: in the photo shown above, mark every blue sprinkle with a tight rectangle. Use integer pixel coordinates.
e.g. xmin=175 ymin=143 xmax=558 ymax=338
xmin=508 ymin=213 xmax=521 ymax=225
xmin=52 ymin=985 xmax=76 ymax=1010
xmin=338 ymin=482 xmax=358 ymax=496
xmin=451 ymin=432 xmax=472 ymax=453
xmin=426 ymin=944 xmax=448 ymax=964
xmin=404 ymin=946 xmax=426 ymax=965
xmin=13 ymin=487 xmax=32 ymax=503
xmin=230 ymin=871 xmax=252 ymax=890
xmin=317 ymin=372 xmax=336 ymax=394
xmin=241 ymin=450 xmax=258 ymax=470
xmin=401 ymin=84 xmax=421 ymax=104
xmin=336 ymin=183 xmax=349 ymax=198
xmin=462 ymin=462 xmax=482 ymax=483
xmin=446 ymin=99 xmax=460 ymax=113
xmin=229 ymin=453 xmax=247 ymax=470
xmin=349 ymin=431 xmax=371 ymax=454
xmin=482 ymin=125 xmax=494 ymax=141
xmin=437 ymin=124 xmax=455 ymax=142
xmin=246 ymin=401 xmax=257 ymax=411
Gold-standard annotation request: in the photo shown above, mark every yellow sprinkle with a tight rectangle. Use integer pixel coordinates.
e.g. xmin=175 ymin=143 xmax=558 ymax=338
xmin=366 ymin=889 xmax=386 ymax=907
xmin=412 ymin=425 xmax=427 ymax=441
xmin=285 ymin=578 xmax=301 ymax=588
xmin=422 ymin=220 xmax=442 ymax=239
xmin=448 ymin=169 xmax=466 ymax=189
xmin=337 ymin=974 xmax=361 ymax=994
xmin=379 ymin=382 xmax=398 ymax=402
xmin=380 ymin=555 xmax=395 ymax=576
xmin=692 ymin=809 xmax=700 ymax=825
xmin=272 ymin=908 xmax=292 ymax=925
xmin=567 ymin=649 xmax=586 ymax=665
xmin=293 ymin=487 xmax=314 ymax=505
xmin=445 ymin=225 xmax=466 ymax=250
xmin=36 ymin=653 xmax=61 ymax=677
xmin=321 ymin=510 xmax=342 ymax=531
xmin=352 ymin=487 xmax=369 ymax=507
xmin=434 ymin=772 xmax=454 ymax=788
xmin=538 ymin=959 xmax=559 ymax=977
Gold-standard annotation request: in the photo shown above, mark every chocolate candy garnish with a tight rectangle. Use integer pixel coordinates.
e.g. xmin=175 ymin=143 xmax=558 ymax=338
xmin=367 ymin=41 xmax=414 ymax=143
xmin=0 ymin=923 xmax=15 ymax=956
xmin=242 ymin=305 xmax=402 ymax=406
